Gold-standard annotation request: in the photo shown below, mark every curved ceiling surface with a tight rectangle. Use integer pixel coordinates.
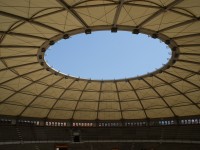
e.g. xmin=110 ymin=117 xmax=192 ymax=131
xmin=0 ymin=0 xmax=199 ymax=120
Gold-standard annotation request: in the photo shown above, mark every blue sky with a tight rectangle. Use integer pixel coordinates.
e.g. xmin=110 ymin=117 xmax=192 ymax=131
xmin=45 ymin=31 xmax=171 ymax=80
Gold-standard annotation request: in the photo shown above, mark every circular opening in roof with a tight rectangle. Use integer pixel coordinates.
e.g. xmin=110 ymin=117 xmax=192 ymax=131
xmin=45 ymin=31 xmax=171 ymax=80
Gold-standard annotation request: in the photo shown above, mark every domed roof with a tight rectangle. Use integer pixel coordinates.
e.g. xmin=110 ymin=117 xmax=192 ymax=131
xmin=0 ymin=0 xmax=199 ymax=120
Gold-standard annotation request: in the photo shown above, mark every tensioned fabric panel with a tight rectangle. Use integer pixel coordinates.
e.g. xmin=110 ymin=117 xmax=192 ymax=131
xmin=0 ymin=0 xmax=199 ymax=120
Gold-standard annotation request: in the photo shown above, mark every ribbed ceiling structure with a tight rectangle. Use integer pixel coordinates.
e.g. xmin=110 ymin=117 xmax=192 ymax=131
xmin=0 ymin=0 xmax=200 ymax=120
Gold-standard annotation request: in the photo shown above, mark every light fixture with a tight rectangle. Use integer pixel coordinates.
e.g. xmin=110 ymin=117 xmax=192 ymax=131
xmin=111 ymin=27 xmax=118 ymax=33
xmin=49 ymin=40 xmax=55 ymax=45
xmin=151 ymin=34 xmax=158 ymax=39
xmin=132 ymin=29 xmax=139 ymax=34
xmin=63 ymin=34 xmax=69 ymax=39
xmin=85 ymin=29 xmax=91 ymax=34
xmin=165 ymin=39 xmax=171 ymax=45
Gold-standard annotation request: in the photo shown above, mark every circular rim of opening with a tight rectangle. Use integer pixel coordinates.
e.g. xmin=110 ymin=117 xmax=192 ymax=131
xmin=37 ymin=26 xmax=179 ymax=82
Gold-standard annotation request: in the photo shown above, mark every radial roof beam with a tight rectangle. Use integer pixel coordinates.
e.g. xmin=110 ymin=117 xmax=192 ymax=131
xmin=159 ymin=18 xmax=199 ymax=32
xmin=0 ymin=62 xmax=38 ymax=72
xmin=0 ymin=11 xmax=63 ymax=33
xmin=137 ymin=0 xmax=184 ymax=28
xmin=0 ymin=31 xmax=48 ymax=40
xmin=113 ymin=0 xmax=125 ymax=27
xmin=127 ymin=80 xmax=148 ymax=119
xmin=0 ymin=68 xmax=44 ymax=86
xmin=154 ymin=75 xmax=200 ymax=110
xmin=173 ymin=33 xmax=200 ymax=39
xmin=0 ymin=54 xmax=37 ymax=60
xmin=114 ymin=82 xmax=124 ymax=120
xmin=71 ymin=81 xmax=90 ymax=119
xmin=171 ymin=66 xmax=200 ymax=75
xmin=175 ymin=59 xmax=200 ymax=65
xmin=56 ymin=0 xmax=89 ymax=28
xmin=142 ymin=78 xmax=177 ymax=117
xmin=0 ymin=45 xmax=40 ymax=48
xmin=179 ymin=44 xmax=200 ymax=47
xmin=46 ymin=80 xmax=76 ymax=119
xmin=18 ymin=76 xmax=64 ymax=117
xmin=97 ymin=82 xmax=103 ymax=119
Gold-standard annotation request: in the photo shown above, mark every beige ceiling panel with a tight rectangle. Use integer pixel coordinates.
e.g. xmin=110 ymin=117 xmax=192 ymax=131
xmin=121 ymin=101 xmax=142 ymax=111
xmin=142 ymin=98 xmax=167 ymax=109
xmin=73 ymin=111 xmax=97 ymax=120
xmin=35 ymin=11 xmax=83 ymax=32
xmin=22 ymin=107 xmax=49 ymax=118
xmin=175 ymin=0 xmax=200 ymax=17
xmin=101 ymin=82 xmax=116 ymax=91
xmin=85 ymin=82 xmax=101 ymax=91
xmin=136 ymin=88 xmax=158 ymax=99
xmin=48 ymin=110 xmax=73 ymax=119
xmin=54 ymin=78 xmax=75 ymax=88
xmin=116 ymin=81 xmax=132 ymax=91
xmin=0 ymin=103 xmax=24 ymax=116
xmin=176 ymin=36 xmax=200 ymax=45
xmin=163 ymin=21 xmax=200 ymax=37
xmin=0 ymin=70 xmax=17 ymax=84
xmin=22 ymin=83 xmax=49 ymax=95
xmin=174 ymin=61 xmax=200 ymax=73
xmin=0 ymin=16 xmax=18 ymax=31
xmin=6 ymin=93 xmax=34 ymax=106
xmin=146 ymin=108 xmax=174 ymax=118
xmin=0 ymin=60 xmax=6 ymax=69
xmin=156 ymin=71 xmax=179 ymax=83
xmin=40 ymin=75 xmax=63 ymax=85
xmin=1 ymin=35 xmax=44 ymax=46
xmin=119 ymin=91 xmax=138 ymax=101
xmin=13 ymin=64 xmax=42 ymax=75
xmin=0 ymin=87 xmax=14 ymax=102
xmin=68 ymin=80 xmax=88 ymax=90
xmin=179 ymin=46 xmax=200 ymax=54
xmin=144 ymin=11 xmax=191 ymax=31
xmin=131 ymin=0 xmax=174 ymax=6
xmin=4 ymin=57 xmax=37 ymax=67
xmin=172 ymin=80 xmax=198 ymax=93
xmin=118 ymin=5 xmax=159 ymax=26
xmin=0 ymin=0 xmax=32 ymax=18
xmin=54 ymin=100 xmax=77 ymax=110
xmin=64 ymin=0 xmax=84 ymax=6
xmin=12 ymin=22 xmax=58 ymax=38
xmin=30 ymin=97 xmax=56 ymax=108
xmin=41 ymin=87 xmax=64 ymax=99
xmin=166 ymin=67 xmax=194 ymax=79
xmin=155 ymin=84 xmax=179 ymax=97
xmin=80 ymin=91 xmax=99 ymax=101
xmin=187 ymin=75 xmax=200 ymax=87
xmin=99 ymin=101 xmax=120 ymax=111
xmin=76 ymin=5 xmax=116 ymax=26
xmin=144 ymin=76 xmax=165 ymax=87
xmin=98 ymin=112 xmax=122 ymax=120
xmin=61 ymin=90 xmax=82 ymax=100
xmin=172 ymin=105 xmax=200 ymax=116
xmin=164 ymin=95 xmax=192 ymax=107
xmin=0 ymin=47 xmax=38 ymax=57
xmin=100 ymin=92 xmax=118 ymax=101
xmin=179 ymin=55 xmax=200 ymax=63
xmin=2 ymin=77 xmax=32 ymax=91
xmin=123 ymin=110 xmax=146 ymax=119
xmin=76 ymin=101 xmax=98 ymax=111
xmin=25 ymin=71 xmax=51 ymax=81
xmin=186 ymin=91 xmax=200 ymax=103
xmin=32 ymin=8 xmax=64 ymax=18
xmin=75 ymin=0 xmax=115 ymax=7
xmin=129 ymin=80 xmax=149 ymax=90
